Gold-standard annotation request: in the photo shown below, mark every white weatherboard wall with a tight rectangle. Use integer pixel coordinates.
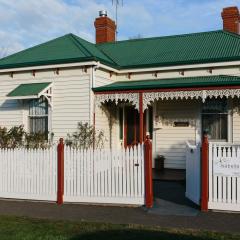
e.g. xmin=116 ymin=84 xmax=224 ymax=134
xmin=0 ymin=67 xmax=91 ymax=141
xmin=95 ymin=68 xmax=116 ymax=87
xmin=232 ymin=98 xmax=240 ymax=143
xmin=154 ymin=100 xmax=200 ymax=169
xmin=94 ymin=69 xmax=119 ymax=149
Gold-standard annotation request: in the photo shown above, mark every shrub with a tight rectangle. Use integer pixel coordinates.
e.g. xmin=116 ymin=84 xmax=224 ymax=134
xmin=65 ymin=122 xmax=105 ymax=149
xmin=0 ymin=125 xmax=52 ymax=149
xmin=24 ymin=132 xmax=50 ymax=149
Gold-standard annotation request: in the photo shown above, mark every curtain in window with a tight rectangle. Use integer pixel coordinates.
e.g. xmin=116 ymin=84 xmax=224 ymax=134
xmin=29 ymin=97 xmax=48 ymax=139
xmin=202 ymin=98 xmax=228 ymax=141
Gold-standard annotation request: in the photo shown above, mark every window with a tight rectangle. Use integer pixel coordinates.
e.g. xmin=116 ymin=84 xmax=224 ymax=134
xmin=202 ymin=98 xmax=228 ymax=141
xmin=29 ymin=97 xmax=48 ymax=139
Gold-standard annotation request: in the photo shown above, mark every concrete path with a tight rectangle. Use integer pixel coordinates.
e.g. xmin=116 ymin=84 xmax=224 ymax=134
xmin=0 ymin=199 xmax=239 ymax=234
xmin=148 ymin=198 xmax=199 ymax=216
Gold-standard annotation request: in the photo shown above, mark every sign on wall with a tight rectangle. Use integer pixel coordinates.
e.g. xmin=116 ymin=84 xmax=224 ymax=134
xmin=213 ymin=157 xmax=240 ymax=177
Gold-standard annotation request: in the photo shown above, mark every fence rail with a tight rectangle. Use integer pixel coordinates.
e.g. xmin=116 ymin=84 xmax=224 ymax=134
xmin=209 ymin=143 xmax=240 ymax=211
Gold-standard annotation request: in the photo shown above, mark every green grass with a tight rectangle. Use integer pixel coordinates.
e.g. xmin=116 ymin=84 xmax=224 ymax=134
xmin=0 ymin=215 xmax=238 ymax=240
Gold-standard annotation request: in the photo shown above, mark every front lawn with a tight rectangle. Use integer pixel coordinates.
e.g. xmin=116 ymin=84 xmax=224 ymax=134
xmin=0 ymin=215 xmax=238 ymax=240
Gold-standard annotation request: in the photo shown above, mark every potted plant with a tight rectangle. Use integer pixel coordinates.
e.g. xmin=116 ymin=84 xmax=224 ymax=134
xmin=155 ymin=155 xmax=165 ymax=170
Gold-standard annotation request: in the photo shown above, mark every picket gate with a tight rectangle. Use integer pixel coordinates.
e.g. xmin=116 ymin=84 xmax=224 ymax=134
xmin=0 ymin=147 xmax=57 ymax=201
xmin=186 ymin=141 xmax=201 ymax=205
xmin=64 ymin=145 xmax=145 ymax=205
xmin=208 ymin=143 xmax=240 ymax=211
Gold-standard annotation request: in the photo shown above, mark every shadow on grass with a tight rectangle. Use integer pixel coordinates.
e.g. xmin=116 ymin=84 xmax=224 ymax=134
xmin=69 ymin=228 xmax=230 ymax=240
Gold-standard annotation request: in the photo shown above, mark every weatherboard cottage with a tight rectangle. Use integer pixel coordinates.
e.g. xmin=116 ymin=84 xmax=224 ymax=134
xmin=0 ymin=7 xmax=240 ymax=211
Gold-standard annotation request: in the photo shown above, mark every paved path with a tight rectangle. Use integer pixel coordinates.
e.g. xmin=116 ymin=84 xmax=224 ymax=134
xmin=149 ymin=198 xmax=199 ymax=216
xmin=0 ymin=199 xmax=239 ymax=234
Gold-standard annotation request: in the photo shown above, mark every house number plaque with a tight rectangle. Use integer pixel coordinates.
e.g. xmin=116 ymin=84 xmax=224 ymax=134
xmin=174 ymin=121 xmax=189 ymax=127
xmin=213 ymin=157 xmax=240 ymax=177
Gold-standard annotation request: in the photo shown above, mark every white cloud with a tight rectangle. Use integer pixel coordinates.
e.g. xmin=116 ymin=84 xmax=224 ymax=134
xmin=0 ymin=0 xmax=109 ymax=55
xmin=118 ymin=0 xmax=240 ymax=37
xmin=0 ymin=0 xmax=239 ymax=56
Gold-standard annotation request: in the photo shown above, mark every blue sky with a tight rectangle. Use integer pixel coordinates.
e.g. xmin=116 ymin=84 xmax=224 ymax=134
xmin=0 ymin=0 xmax=239 ymax=56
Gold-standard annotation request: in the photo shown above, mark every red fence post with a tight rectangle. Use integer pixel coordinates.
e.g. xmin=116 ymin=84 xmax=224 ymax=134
xmin=139 ymin=92 xmax=144 ymax=144
xmin=57 ymin=138 xmax=64 ymax=205
xmin=144 ymin=135 xmax=153 ymax=208
xmin=201 ymin=134 xmax=209 ymax=212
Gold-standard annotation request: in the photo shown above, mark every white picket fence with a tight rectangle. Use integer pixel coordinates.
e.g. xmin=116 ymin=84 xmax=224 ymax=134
xmin=0 ymin=147 xmax=57 ymax=201
xmin=0 ymin=145 xmax=145 ymax=205
xmin=185 ymin=141 xmax=201 ymax=205
xmin=209 ymin=143 xmax=240 ymax=211
xmin=64 ymin=145 xmax=145 ymax=205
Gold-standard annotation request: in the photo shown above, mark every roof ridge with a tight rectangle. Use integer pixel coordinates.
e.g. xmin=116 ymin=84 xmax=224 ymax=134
xmin=72 ymin=34 xmax=121 ymax=66
xmin=0 ymin=34 xmax=72 ymax=61
xmin=95 ymin=45 xmax=120 ymax=67
xmin=68 ymin=34 xmax=94 ymax=58
xmin=221 ymin=30 xmax=240 ymax=39
xmin=96 ymin=30 xmax=224 ymax=46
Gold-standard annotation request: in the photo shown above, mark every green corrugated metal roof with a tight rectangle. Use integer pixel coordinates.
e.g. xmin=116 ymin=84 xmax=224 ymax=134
xmin=93 ymin=75 xmax=240 ymax=92
xmin=0 ymin=34 xmax=116 ymax=69
xmin=0 ymin=30 xmax=240 ymax=70
xmin=97 ymin=31 xmax=240 ymax=69
xmin=7 ymin=82 xmax=51 ymax=97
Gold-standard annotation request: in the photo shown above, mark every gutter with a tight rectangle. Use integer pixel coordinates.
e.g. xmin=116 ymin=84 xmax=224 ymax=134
xmin=0 ymin=61 xmax=99 ymax=73
xmin=1 ymin=58 xmax=240 ymax=77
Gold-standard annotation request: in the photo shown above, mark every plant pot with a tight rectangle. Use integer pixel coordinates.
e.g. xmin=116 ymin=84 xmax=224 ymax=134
xmin=155 ymin=155 xmax=165 ymax=170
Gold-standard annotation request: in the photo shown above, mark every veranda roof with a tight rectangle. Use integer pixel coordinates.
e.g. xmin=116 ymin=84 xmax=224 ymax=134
xmin=7 ymin=82 xmax=52 ymax=99
xmin=93 ymin=75 xmax=240 ymax=92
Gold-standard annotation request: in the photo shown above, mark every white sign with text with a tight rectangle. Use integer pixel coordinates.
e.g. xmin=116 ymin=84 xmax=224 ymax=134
xmin=214 ymin=157 xmax=240 ymax=176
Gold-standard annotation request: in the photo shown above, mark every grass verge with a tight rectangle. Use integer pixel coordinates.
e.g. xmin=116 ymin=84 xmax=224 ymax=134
xmin=0 ymin=215 xmax=238 ymax=240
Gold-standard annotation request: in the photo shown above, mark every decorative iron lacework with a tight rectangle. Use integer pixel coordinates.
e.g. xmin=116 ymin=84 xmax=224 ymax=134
xmin=95 ymin=93 xmax=139 ymax=110
xmin=143 ymin=89 xmax=240 ymax=110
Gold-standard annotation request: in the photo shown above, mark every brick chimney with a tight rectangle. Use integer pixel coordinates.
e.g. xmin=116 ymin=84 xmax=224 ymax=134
xmin=94 ymin=10 xmax=116 ymax=44
xmin=221 ymin=6 xmax=240 ymax=34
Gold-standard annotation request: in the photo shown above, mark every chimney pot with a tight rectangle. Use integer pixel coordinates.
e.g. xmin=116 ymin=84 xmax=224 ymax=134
xmin=222 ymin=6 xmax=240 ymax=34
xmin=99 ymin=10 xmax=107 ymax=17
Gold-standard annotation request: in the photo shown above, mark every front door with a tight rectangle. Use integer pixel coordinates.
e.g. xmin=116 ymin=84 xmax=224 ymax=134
xmin=124 ymin=106 xmax=139 ymax=147
xmin=123 ymin=106 xmax=153 ymax=147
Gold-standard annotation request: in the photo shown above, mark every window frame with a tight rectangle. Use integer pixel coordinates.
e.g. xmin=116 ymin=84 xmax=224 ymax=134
xmin=201 ymin=98 xmax=232 ymax=143
xmin=28 ymin=97 xmax=49 ymax=139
